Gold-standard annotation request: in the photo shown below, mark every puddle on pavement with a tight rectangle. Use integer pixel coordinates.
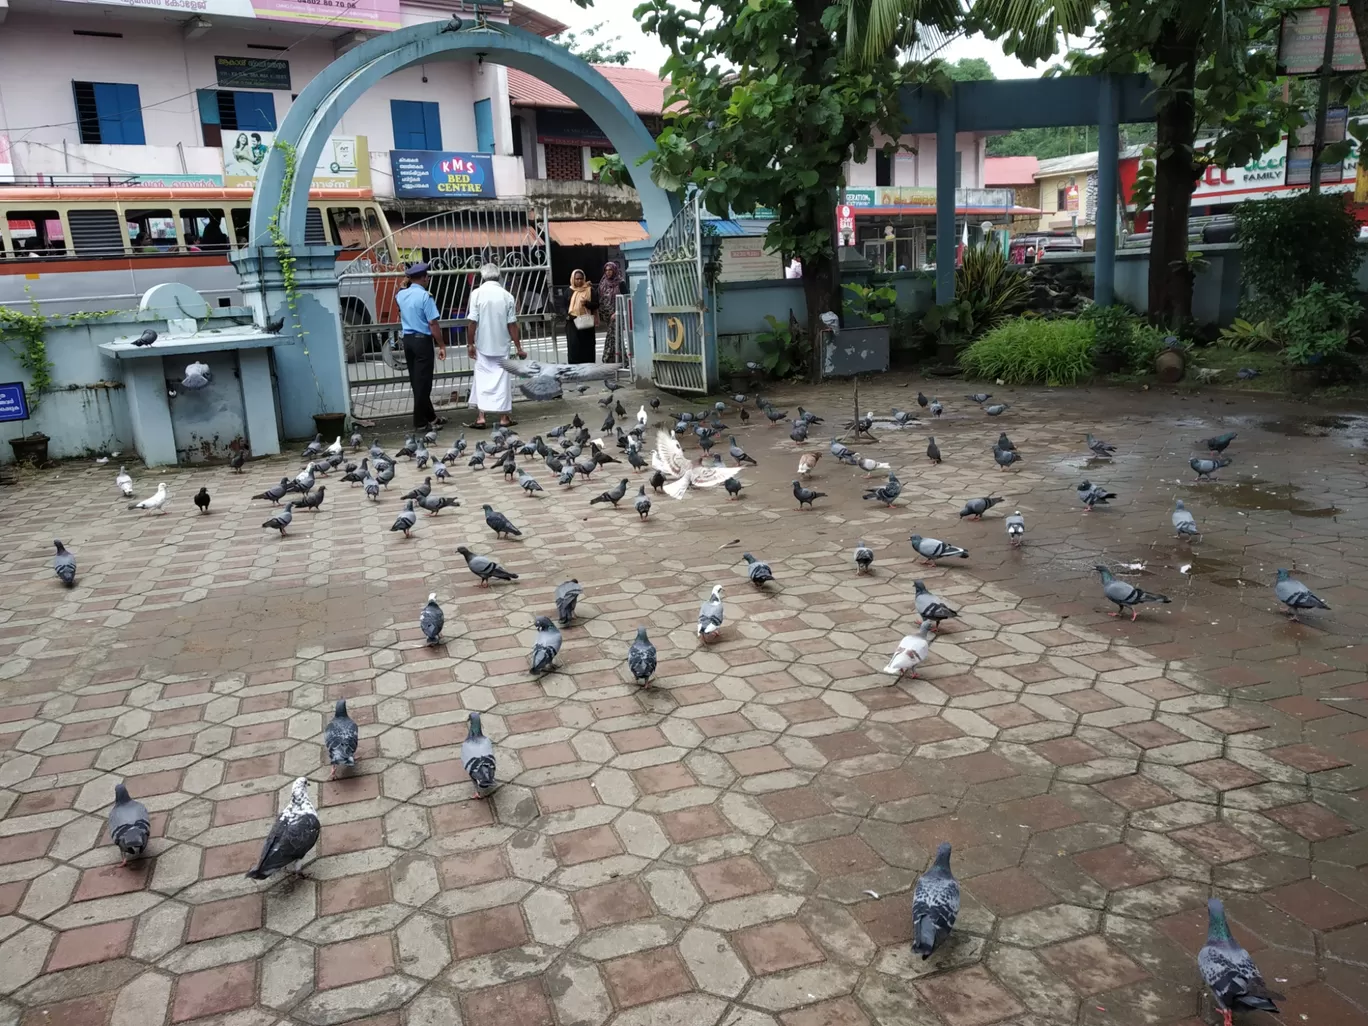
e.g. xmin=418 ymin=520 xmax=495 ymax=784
xmin=1179 ymin=554 xmax=1252 ymax=589
xmin=1256 ymin=414 xmax=1367 ymax=438
xmin=1199 ymin=476 xmax=1342 ymax=518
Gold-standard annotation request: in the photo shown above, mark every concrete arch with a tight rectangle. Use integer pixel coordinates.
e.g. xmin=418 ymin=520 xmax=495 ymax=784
xmin=248 ymin=20 xmax=675 ymax=247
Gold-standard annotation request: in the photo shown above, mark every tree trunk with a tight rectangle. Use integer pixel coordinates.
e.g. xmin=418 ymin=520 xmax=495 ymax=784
xmin=1147 ymin=30 xmax=1201 ymax=328
xmin=802 ymin=252 xmax=837 ymax=380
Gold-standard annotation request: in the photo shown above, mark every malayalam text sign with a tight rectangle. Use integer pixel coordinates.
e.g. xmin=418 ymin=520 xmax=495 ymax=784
xmin=0 ymin=382 xmax=31 ymax=423
xmin=215 ymin=56 xmax=292 ymax=91
xmin=390 ymin=151 xmax=497 ymax=199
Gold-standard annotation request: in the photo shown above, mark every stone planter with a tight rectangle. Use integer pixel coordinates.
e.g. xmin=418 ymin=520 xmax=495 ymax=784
xmin=8 ymin=432 xmax=50 ymax=468
xmin=1154 ymin=347 xmax=1186 ymax=384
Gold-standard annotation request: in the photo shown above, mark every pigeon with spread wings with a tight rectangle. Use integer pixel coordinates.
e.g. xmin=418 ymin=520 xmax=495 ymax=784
xmin=499 ymin=358 xmax=624 ymax=401
xmin=650 ymin=429 xmax=741 ymax=499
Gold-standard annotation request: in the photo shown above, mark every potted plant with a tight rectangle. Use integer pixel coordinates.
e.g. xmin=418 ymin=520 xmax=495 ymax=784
xmin=717 ymin=352 xmax=750 ymax=394
xmin=8 ymin=431 xmax=50 ymax=467
xmin=921 ymin=300 xmax=974 ymax=367
xmin=313 ymin=411 xmax=347 ymax=441
xmin=1083 ymin=304 xmax=1132 ymax=374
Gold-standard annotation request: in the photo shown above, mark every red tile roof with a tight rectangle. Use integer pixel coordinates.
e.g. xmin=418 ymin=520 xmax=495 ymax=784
xmin=984 ymin=156 xmax=1040 ymax=187
xmin=506 ymin=65 xmax=668 ymax=116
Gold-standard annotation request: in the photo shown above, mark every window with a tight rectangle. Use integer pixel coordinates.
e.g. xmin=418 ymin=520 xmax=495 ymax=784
xmin=305 ymin=207 xmax=327 ymax=246
xmin=510 ymin=114 xmax=523 ymax=158
xmin=200 ymin=90 xmax=276 ymax=146
xmin=474 ymin=99 xmax=494 ymax=154
xmin=875 ymin=149 xmax=892 ymax=188
xmin=327 ymin=206 xmax=367 ymax=248
xmin=6 ymin=212 xmax=67 ymax=256
xmin=181 ymin=208 xmax=231 ymax=250
xmin=391 ymin=99 xmax=442 ymax=150
xmin=72 ymin=82 xmax=146 ymax=145
xmin=230 ymin=208 xmax=253 ymax=246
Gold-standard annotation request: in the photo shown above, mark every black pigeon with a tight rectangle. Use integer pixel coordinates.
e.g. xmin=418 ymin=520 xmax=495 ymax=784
xmin=615 ymin=399 xmax=626 ymax=417
xmin=649 ymin=397 xmax=660 ymax=410
xmin=555 ymin=580 xmax=583 ymax=624
xmin=917 ymin=391 xmax=929 ymax=408
xmin=959 ymin=495 xmax=1003 ymax=520
xmin=604 ymin=379 xmax=623 ymax=392
xmin=602 ymin=412 xmax=615 ymax=432
xmin=324 ymin=699 xmax=358 ymax=779
xmin=739 ymin=409 xmax=750 ymax=424
xmin=253 ymin=477 xmax=291 ymax=504
xmin=420 ymin=593 xmax=444 ymax=645
xmin=742 ymin=553 xmax=774 ymax=586
xmin=108 ymin=783 xmax=150 ymax=865
xmin=52 ymin=540 xmax=76 ymax=587
xmin=790 ymin=421 xmax=809 ymax=443
xmin=484 ymin=504 xmax=522 ymax=538
xmin=296 ymin=486 xmax=326 ymax=512
xmin=995 ymin=433 xmax=1015 ymax=452
xmin=627 ymin=626 xmax=657 ymax=686
xmin=262 ymin=503 xmax=294 ymax=536
xmin=1202 ymin=431 xmax=1237 ymax=454
xmin=927 ymin=437 xmax=942 ymax=464
xmin=457 ymin=546 xmax=518 ymax=587
xmin=590 ymin=478 xmax=630 ymax=507
xmin=911 ymin=843 xmax=960 ymax=959
xmin=650 ymin=469 xmax=667 ymax=493
xmin=792 ymin=480 xmax=826 ymax=509
xmin=626 ymin=448 xmax=648 ymax=472
xmin=229 ymin=449 xmax=247 ymax=472
xmin=131 ymin=328 xmax=158 ymax=347
xmin=724 ymin=476 xmax=742 ymax=500
xmin=263 ymin=315 xmax=286 ymax=334
xmin=189 ymin=486 xmax=212 ymax=514
xmin=245 ymin=778 xmax=320 ymax=880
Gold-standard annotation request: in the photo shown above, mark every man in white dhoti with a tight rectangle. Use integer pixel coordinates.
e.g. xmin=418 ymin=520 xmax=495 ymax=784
xmin=466 ymin=263 xmax=526 ymax=428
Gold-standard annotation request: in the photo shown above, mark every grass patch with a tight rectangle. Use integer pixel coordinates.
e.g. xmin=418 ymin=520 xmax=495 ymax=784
xmin=960 ymin=317 xmax=1096 ymax=386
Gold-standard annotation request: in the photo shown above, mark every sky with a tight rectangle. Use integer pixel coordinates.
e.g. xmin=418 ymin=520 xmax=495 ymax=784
xmin=529 ymin=0 xmax=1041 ymax=79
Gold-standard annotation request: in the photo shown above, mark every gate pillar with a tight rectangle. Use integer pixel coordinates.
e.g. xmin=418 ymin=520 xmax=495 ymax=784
xmin=619 ymin=237 xmax=655 ymax=386
xmin=232 ymin=246 xmax=352 ymax=440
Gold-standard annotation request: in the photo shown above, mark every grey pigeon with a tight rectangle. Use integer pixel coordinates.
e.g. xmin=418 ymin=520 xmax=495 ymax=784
xmin=530 ymin=616 xmax=563 ymax=675
xmin=854 ymin=541 xmax=874 ymax=574
xmin=984 ymin=403 xmax=1009 ymax=416
xmin=1095 ymin=565 xmax=1170 ymax=621
xmin=891 ymin=408 xmax=914 ymax=427
xmin=994 ymin=447 xmax=1022 ymax=471
xmin=856 ymin=456 xmax=890 ymax=476
xmin=420 ymin=592 xmax=444 ymax=645
xmin=1274 ymin=568 xmax=1330 ymax=622
xmin=517 ymin=469 xmax=544 ymax=496
xmin=342 ymin=459 xmax=368 ymax=485
xmin=229 ymin=449 xmax=246 ymax=473
xmin=395 ymin=437 xmax=417 ymax=460
xmin=927 ymin=437 xmax=942 ymax=464
xmin=829 ymin=438 xmax=855 ymax=461
xmin=995 ymin=432 xmax=1015 ymax=452
xmin=1202 ymin=431 xmax=1237 ymax=454
xmin=555 ymin=580 xmax=583 ymax=625
xmin=627 ymin=627 xmax=658 ymax=686
xmin=797 ymin=406 xmax=822 ymax=424
xmin=766 ymin=407 xmax=787 ymax=425
xmin=296 ymin=486 xmax=326 ymax=512
xmin=729 ymin=437 xmax=757 ymax=466
xmin=911 ymin=842 xmax=960 ymax=959
xmin=253 ymin=477 xmax=291 ymax=504
xmin=634 ymin=485 xmax=652 ymax=520
xmin=245 ymin=778 xmax=319 ymax=879
xmin=1086 ymin=433 xmax=1116 ymax=456
xmin=302 ymin=433 xmax=324 ymax=458
xmin=108 ymin=783 xmax=150 ymax=865
xmin=52 ymin=540 xmax=76 ymax=587
xmin=792 ymin=480 xmax=826 ymax=509
xmin=929 ymin=399 xmax=943 ymax=417
xmin=433 ymin=462 xmax=450 ymax=481
xmin=966 ymin=393 xmax=991 ymax=404
xmin=1190 ymin=456 xmax=1231 ymax=481
xmin=457 ymin=546 xmax=518 ymax=586
xmin=324 ymin=699 xmax=358 ymax=779
xmin=1005 ymin=511 xmax=1025 ymax=547
xmin=959 ymin=496 xmax=1003 ymax=520
xmin=1077 ymin=480 xmax=1116 ymax=511
xmin=914 ymin=579 xmax=959 ymax=629
xmin=262 ymin=502 xmax=294 ymax=536
xmin=363 ymin=467 xmax=380 ymax=501
xmin=376 ymin=463 xmax=395 ymax=489
xmin=462 ymin=712 xmax=497 ymax=798
xmin=1199 ymin=898 xmax=1280 ymax=1026
xmin=590 ymin=478 xmax=629 ymax=507
xmin=790 ymin=421 xmax=809 ymax=443
xmin=390 ymin=500 xmax=417 ymax=538
xmin=697 ymin=584 xmax=725 ymax=642
xmin=402 ymin=477 xmax=432 ymax=502
xmin=131 ymin=328 xmax=158 ymax=347
xmin=724 ymin=475 xmax=743 ymax=500
xmin=483 ymin=505 xmax=522 ymax=538
xmin=742 ymin=552 xmax=773 ymax=587
xmin=863 ymin=473 xmax=901 ymax=507
xmin=910 ymin=535 xmax=969 ymax=564
xmin=627 ymin=447 xmax=648 ymax=472
xmin=558 ymin=466 xmax=576 ymax=487
xmin=1172 ymin=499 xmax=1201 ymax=540
xmin=350 ymin=430 xmax=363 ymax=451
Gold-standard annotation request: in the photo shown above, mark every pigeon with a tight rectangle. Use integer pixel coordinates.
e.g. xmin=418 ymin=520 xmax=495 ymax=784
xmin=186 ymin=486 xmax=210 ymax=515
xmin=369 ymin=438 xmax=386 ymax=460
xmin=994 ymin=447 xmax=1022 ymax=471
xmin=916 ymin=391 xmax=929 ymax=408
xmin=1199 ymin=898 xmax=1281 ymax=1026
xmin=390 ymin=500 xmax=417 ymax=538
xmin=350 ymin=430 xmax=363 ymax=451
xmin=881 ymin=621 xmax=935 ymax=678
xmin=929 ymin=399 xmax=943 ymax=417
xmin=558 ymin=466 xmax=576 ymax=487
xmin=724 ymin=476 xmax=742 ymax=500
xmin=959 ymin=496 xmax=1003 ymax=520
xmin=422 ymin=427 xmax=438 ymax=445
xmin=115 ymin=465 xmax=134 ymax=497
xmin=403 ymin=477 xmax=433 ymax=502
xmin=1005 ymin=511 xmax=1025 ymax=547
xmin=995 ymin=433 xmax=1015 ymax=452
xmin=1202 ymin=431 xmax=1238 ymax=454
xmin=1086 ymin=433 xmax=1117 ymax=456
xmin=739 ymin=409 xmax=750 ymax=424
xmin=108 ymin=783 xmax=151 ymax=866
xmin=420 ymin=593 xmax=444 ymax=645
xmin=457 ymin=546 xmax=518 ymax=587
xmin=697 ymin=584 xmax=725 ymax=642
xmin=517 ymin=469 xmax=544 ymax=496
xmin=375 ymin=463 xmax=395 ymax=489
xmin=984 ymin=403 xmax=1010 ymax=416
xmin=634 ymin=485 xmax=652 ymax=520
xmin=1095 ymin=565 xmax=1170 ymax=621
xmin=797 ymin=407 xmax=823 ymax=425
xmin=792 ymin=480 xmax=826 ymax=510
xmin=790 ymin=421 xmax=809 ymax=443
xmin=797 ymin=452 xmax=821 ymax=477
xmin=1236 ymin=367 xmax=1261 ymax=380
xmin=927 ymin=437 xmax=942 ymax=464
xmin=1274 ymin=568 xmax=1330 ymax=622
xmin=263 ymin=315 xmax=286 ymax=334
xmin=1077 ymin=480 xmax=1116 ymax=511
xmin=462 ymin=712 xmax=497 ymax=799
xmin=854 ymin=541 xmax=874 ymax=574
xmin=245 ymin=778 xmax=320 ymax=880
xmin=1190 ymin=457 xmax=1231 ymax=481
xmin=483 ymin=505 xmax=522 ymax=538
xmin=324 ymin=699 xmax=358 ymax=779
xmin=418 ymin=493 xmax=458 ymax=515
xmin=395 ymin=437 xmax=417 ymax=460
xmin=651 ymin=431 xmax=742 ymax=499
xmin=529 ymin=616 xmax=563 ymax=675
xmin=914 ymin=579 xmax=959 ymax=629
xmin=433 ymin=462 xmax=450 ymax=482
xmin=291 ymin=466 xmax=315 ymax=493
xmin=342 ymin=459 xmax=369 ymax=486
xmin=766 ymin=407 xmax=787 ymax=425
xmin=965 ymin=393 xmax=992 ymax=404
xmin=891 ymin=408 xmax=914 ymax=428
xmin=302 ymin=433 xmax=324 ymax=459
xmin=129 ymin=482 xmax=169 ymax=514
xmin=363 ymin=468 xmax=380 ymax=501
xmin=855 ymin=411 xmax=876 ymax=436
xmin=326 ymin=436 xmax=344 ymax=456
xmin=910 ymin=536 xmax=969 ymax=565
xmin=52 ymin=540 xmax=76 ymax=587
xmin=863 ymin=473 xmax=901 ymax=507
xmin=830 ymin=438 xmax=855 ymax=461
xmin=729 ymin=437 xmax=757 ymax=466
xmin=591 ymin=478 xmax=630 ymax=507
xmin=856 ymin=456 xmax=891 ymax=477
xmin=911 ymin=843 xmax=960 ymax=959
xmin=743 ymin=553 xmax=774 ymax=587
xmin=604 ymin=378 xmax=623 ymax=392
xmin=554 ymin=580 xmax=583 ymax=625
xmin=262 ymin=502 xmax=294 ymax=536
xmin=130 ymin=328 xmax=158 ymax=347
xmin=1172 ymin=499 xmax=1201 ymax=540
xmin=636 ymin=405 xmax=649 ymax=429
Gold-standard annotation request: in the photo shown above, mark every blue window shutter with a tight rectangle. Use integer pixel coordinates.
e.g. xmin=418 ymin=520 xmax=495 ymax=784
xmin=117 ymin=84 xmax=145 ymax=145
xmin=422 ymin=102 xmax=443 ymax=150
xmin=198 ymin=89 xmax=221 ymax=126
xmin=93 ymin=83 xmax=125 ymax=144
xmin=234 ymin=91 xmax=276 ymax=131
xmin=474 ymin=99 xmax=494 ymax=154
xmin=391 ymin=100 xmax=420 ymax=148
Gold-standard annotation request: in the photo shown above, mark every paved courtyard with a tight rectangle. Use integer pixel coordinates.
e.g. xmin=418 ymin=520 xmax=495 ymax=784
xmin=0 ymin=378 xmax=1366 ymax=1026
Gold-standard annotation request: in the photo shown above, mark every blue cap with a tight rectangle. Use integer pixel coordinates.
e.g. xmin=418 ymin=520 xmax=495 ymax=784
xmin=405 ymin=261 xmax=429 ymax=277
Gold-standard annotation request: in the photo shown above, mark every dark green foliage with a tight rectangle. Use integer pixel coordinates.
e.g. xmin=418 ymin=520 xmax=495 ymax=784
xmin=961 ymin=317 xmax=1097 ymax=385
xmin=1235 ymin=194 xmax=1364 ymax=321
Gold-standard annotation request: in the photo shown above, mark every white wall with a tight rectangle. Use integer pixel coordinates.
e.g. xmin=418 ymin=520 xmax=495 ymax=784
xmin=846 ymin=132 xmax=988 ymax=189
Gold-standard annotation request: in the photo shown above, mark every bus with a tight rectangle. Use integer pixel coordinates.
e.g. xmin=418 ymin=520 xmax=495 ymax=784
xmin=0 ymin=187 xmax=394 ymax=357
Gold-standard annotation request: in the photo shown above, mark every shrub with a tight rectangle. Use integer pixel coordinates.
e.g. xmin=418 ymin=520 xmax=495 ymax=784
xmin=960 ymin=316 xmax=1096 ymax=386
xmin=1278 ymin=284 xmax=1360 ymax=367
xmin=956 ymin=243 xmax=1032 ymax=334
xmin=1080 ymin=304 xmax=1174 ymax=373
xmin=1235 ymin=193 xmax=1363 ymax=321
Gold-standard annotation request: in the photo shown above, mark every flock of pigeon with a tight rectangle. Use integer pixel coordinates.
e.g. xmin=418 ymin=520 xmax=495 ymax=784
xmin=63 ymin=383 xmax=1311 ymax=1020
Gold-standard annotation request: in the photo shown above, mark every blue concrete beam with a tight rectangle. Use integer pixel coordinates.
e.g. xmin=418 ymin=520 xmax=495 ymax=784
xmin=898 ymin=74 xmax=1156 ymax=134
xmin=1094 ymin=75 xmax=1120 ymax=307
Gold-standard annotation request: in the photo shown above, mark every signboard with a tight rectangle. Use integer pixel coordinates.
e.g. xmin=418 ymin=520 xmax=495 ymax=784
xmin=875 ymin=186 xmax=936 ymax=208
xmin=390 ymin=151 xmax=497 ymax=199
xmin=224 ymin=134 xmax=369 ymax=189
xmin=1278 ymin=7 xmax=1366 ymax=75
xmin=1286 ymin=106 xmax=1349 ymax=185
xmin=835 ymin=204 xmax=855 ymax=246
xmin=55 ymin=0 xmax=401 ymax=30
xmin=535 ymin=109 xmax=610 ymax=147
xmin=215 ymin=56 xmax=291 ymax=91
xmin=1064 ymin=181 xmax=1080 ymax=212
xmin=844 ymin=189 xmax=876 ymax=208
xmin=717 ymin=238 xmax=784 ymax=282
xmin=131 ymin=174 xmax=225 ymax=187
xmin=0 ymin=382 xmax=31 ymax=423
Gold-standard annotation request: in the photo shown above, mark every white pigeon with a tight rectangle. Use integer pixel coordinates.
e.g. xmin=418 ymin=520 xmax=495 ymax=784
xmin=129 ymin=482 xmax=168 ymax=514
xmin=856 ymin=456 xmax=891 ymax=477
xmin=115 ymin=465 xmax=134 ymax=498
xmin=881 ymin=621 xmax=935 ymax=678
xmin=697 ymin=584 xmax=725 ymax=642
xmin=650 ymin=429 xmax=741 ymax=500
xmin=326 ymin=436 xmax=343 ymax=456
xmin=636 ymin=405 xmax=648 ymax=429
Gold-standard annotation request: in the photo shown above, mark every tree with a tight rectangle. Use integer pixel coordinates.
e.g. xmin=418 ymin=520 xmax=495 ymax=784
xmin=841 ymin=0 xmax=1092 ymax=68
xmin=637 ymin=0 xmax=956 ymax=377
xmin=552 ymin=21 xmax=633 ymax=65
xmin=945 ymin=57 xmax=994 ymax=81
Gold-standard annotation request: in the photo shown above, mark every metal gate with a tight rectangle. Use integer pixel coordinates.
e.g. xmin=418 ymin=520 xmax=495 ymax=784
xmin=647 ymin=192 xmax=706 ymax=393
xmin=338 ymin=204 xmax=556 ymax=422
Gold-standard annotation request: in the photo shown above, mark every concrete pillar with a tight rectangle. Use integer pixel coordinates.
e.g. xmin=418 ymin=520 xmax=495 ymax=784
xmin=619 ymin=238 xmax=655 ymax=386
xmin=124 ymin=359 xmax=178 ymax=468
xmin=238 ymin=349 xmax=281 ymax=457
xmin=1094 ymin=75 xmax=1120 ymax=307
xmin=231 ymin=246 xmax=351 ymax=441
xmin=935 ymin=93 xmax=958 ymax=305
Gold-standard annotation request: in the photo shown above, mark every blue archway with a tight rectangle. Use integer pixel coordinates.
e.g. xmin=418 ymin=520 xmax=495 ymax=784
xmin=248 ymin=19 xmax=676 ymax=246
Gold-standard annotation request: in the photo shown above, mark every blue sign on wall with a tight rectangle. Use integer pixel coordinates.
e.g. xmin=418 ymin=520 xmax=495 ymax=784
xmin=390 ymin=151 xmax=498 ymax=199
xmin=0 ymin=382 xmax=30 ymax=422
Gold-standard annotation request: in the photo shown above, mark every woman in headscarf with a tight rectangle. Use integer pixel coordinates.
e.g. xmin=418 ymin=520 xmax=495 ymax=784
xmin=564 ymin=268 xmax=597 ymax=364
xmin=597 ymin=261 xmax=624 ymax=363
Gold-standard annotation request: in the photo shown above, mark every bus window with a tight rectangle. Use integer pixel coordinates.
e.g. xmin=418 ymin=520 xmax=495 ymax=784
xmin=126 ymin=209 xmax=178 ymax=252
xmin=6 ymin=211 xmax=69 ymax=256
xmin=327 ymin=206 xmax=366 ymax=248
xmin=67 ymin=208 xmax=126 ymax=257
xmin=231 ymin=208 xmax=252 ymax=246
xmin=181 ymin=208 xmax=231 ymax=250
xmin=305 ymin=206 xmax=327 ymax=246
